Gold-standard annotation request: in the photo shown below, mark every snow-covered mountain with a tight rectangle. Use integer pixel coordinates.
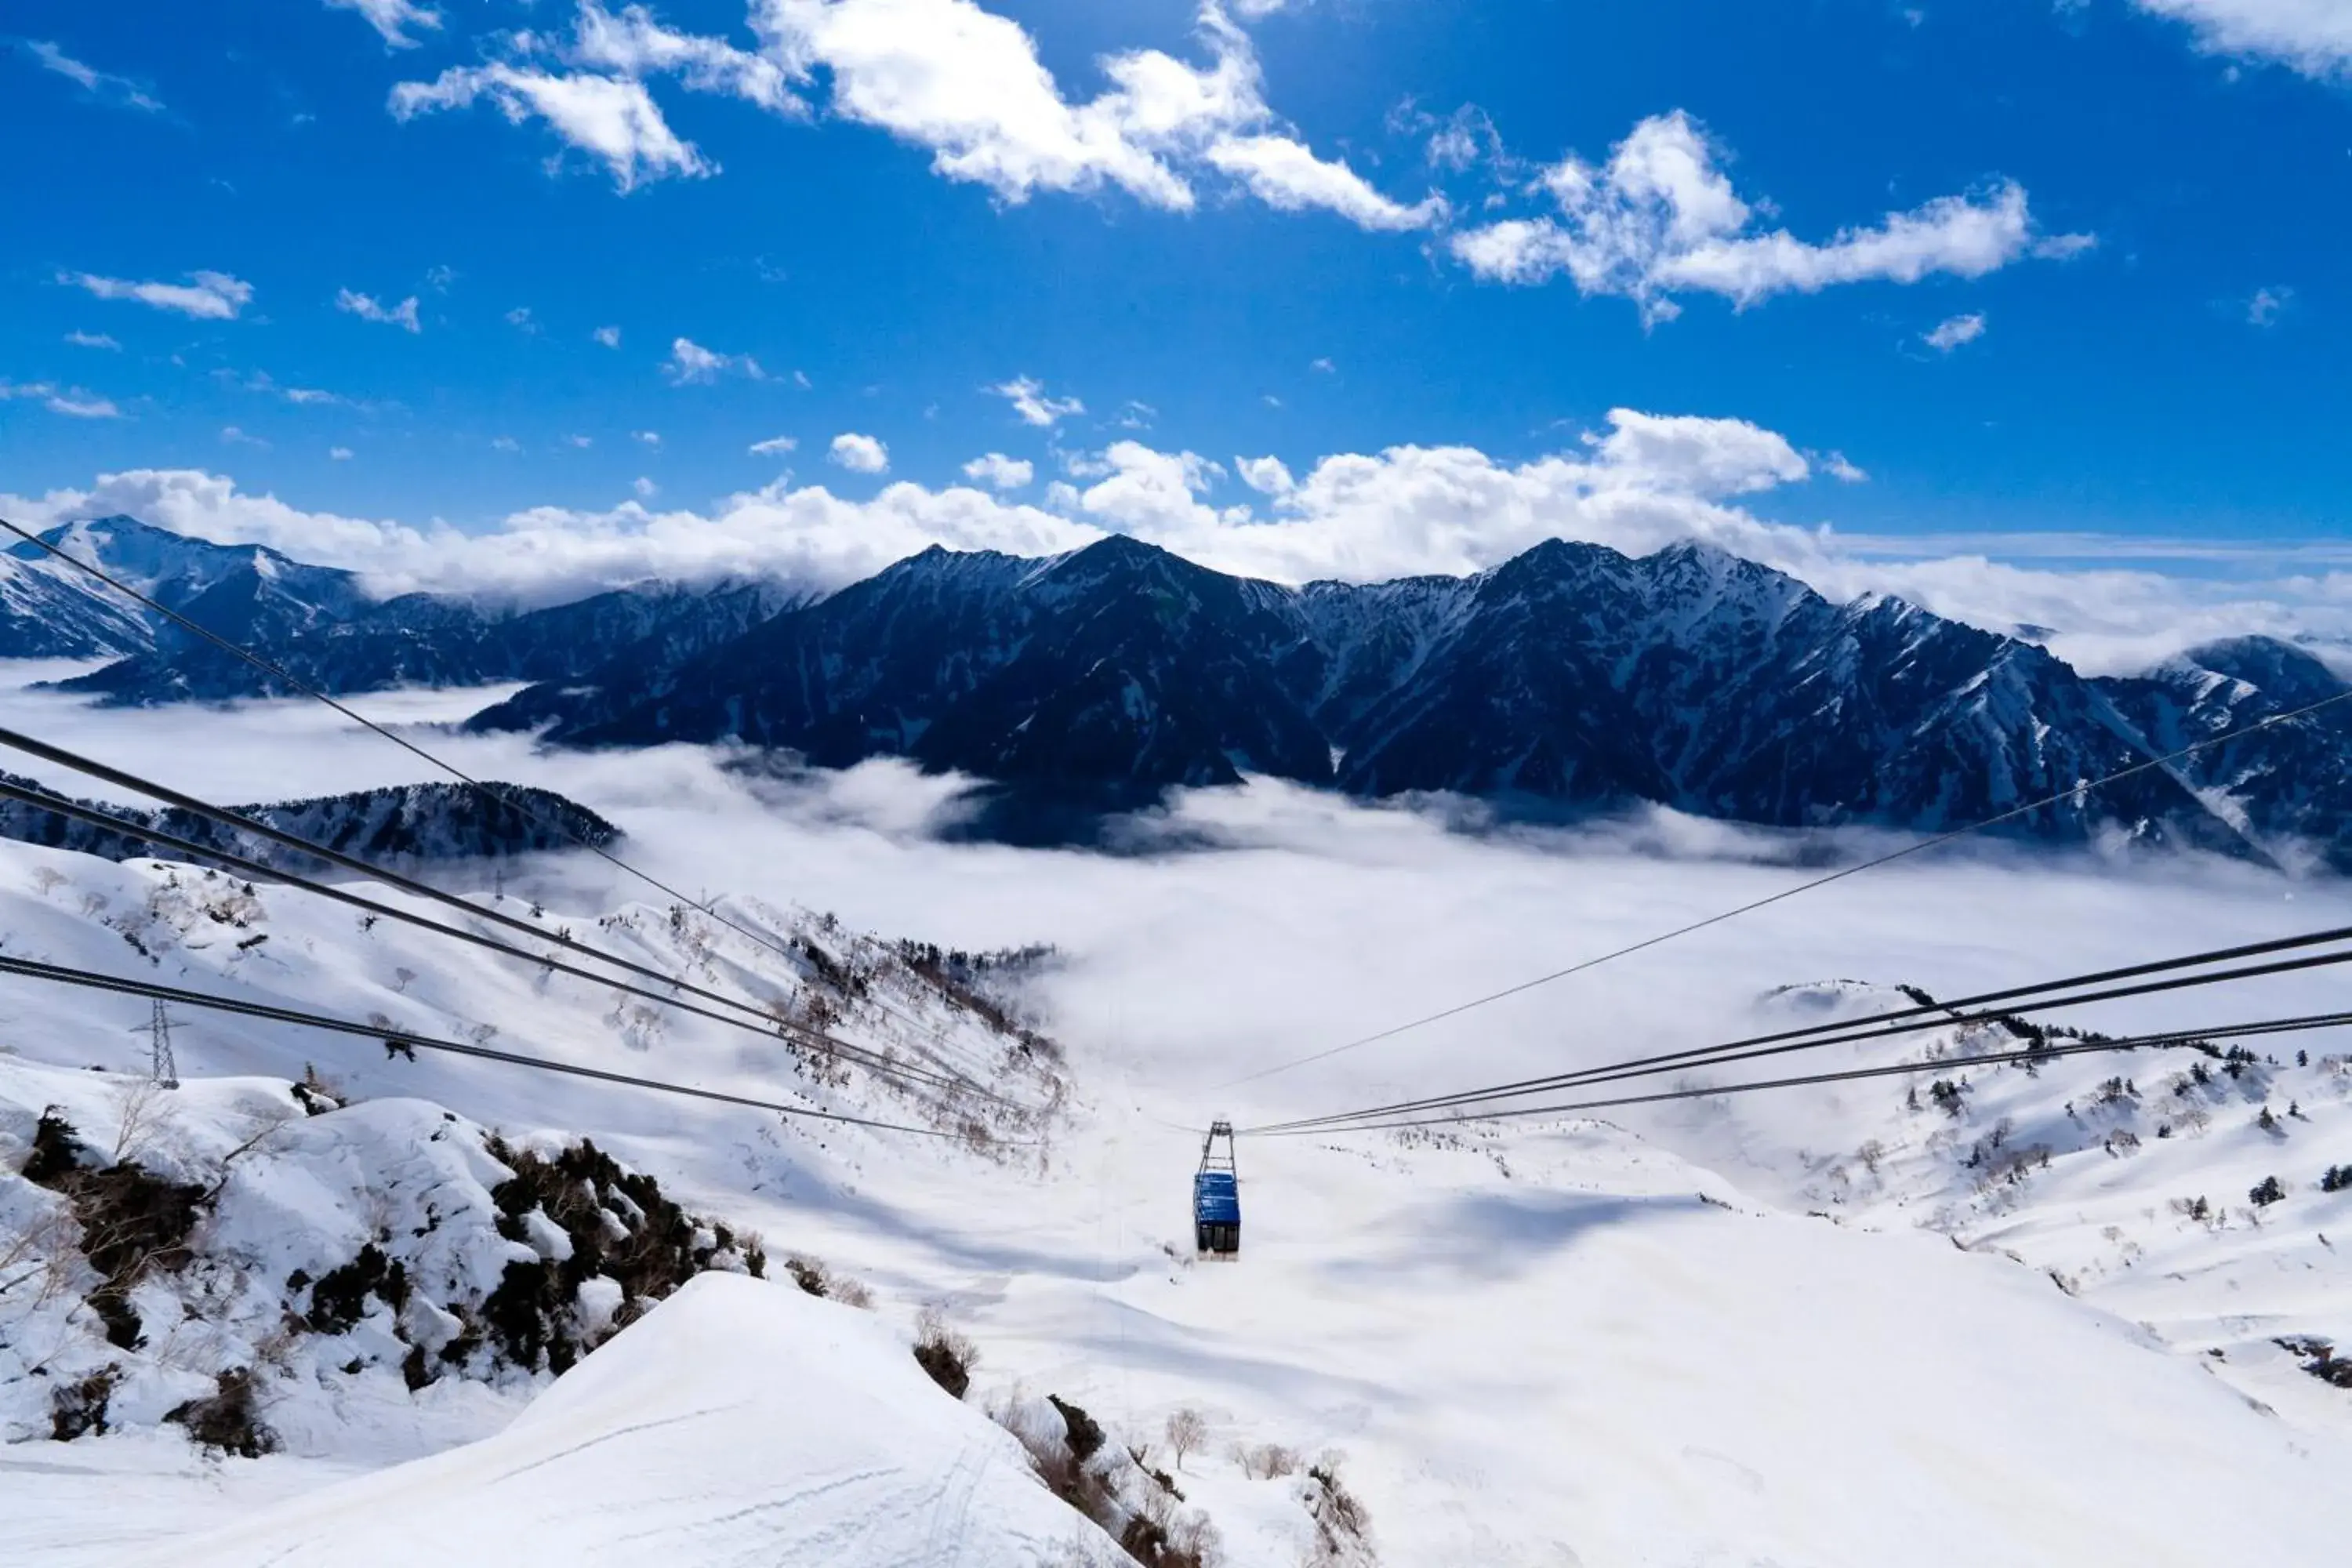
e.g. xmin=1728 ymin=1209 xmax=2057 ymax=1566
xmin=12 ymin=517 xmax=2350 ymax=864
xmin=483 ymin=534 xmax=2350 ymax=863
xmin=0 ymin=773 xmax=619 ymax=870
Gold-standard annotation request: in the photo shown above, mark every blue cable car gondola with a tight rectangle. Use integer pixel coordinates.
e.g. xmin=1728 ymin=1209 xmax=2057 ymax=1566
xmin=1194 ymin=1120 xmax=1240 ymax=1256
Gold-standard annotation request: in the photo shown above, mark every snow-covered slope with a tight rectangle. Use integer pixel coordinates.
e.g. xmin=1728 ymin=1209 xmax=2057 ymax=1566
xmin=1621 ymin=978 xmax=2352 ymax=1431
xmin=143 ymin=1272 xmax=1128 ymax=1568
xmin=6 ymin=678 xmax=2352 ymax=1564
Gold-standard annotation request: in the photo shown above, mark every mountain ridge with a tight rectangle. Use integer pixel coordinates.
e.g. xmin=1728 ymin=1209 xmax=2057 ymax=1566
xmin=5 ymin=515 xmax=2347 ymax=865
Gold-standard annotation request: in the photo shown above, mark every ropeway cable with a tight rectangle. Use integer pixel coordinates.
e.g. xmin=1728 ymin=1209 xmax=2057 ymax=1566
xmin=1245 ymin=921 xmax=2352 ymax=1134
xmin=0 ymin=724 xmax=1023 ymax=1108
xmin=1249 ymin=1008 xmax=2352 ymax=1138
xmin=0 ymin=771 xmax=988 ymax=1102
xmin=0 ymin=514 xmax=996 ymax=1065
xmin=1216 ymin=684 xmax=2352 ymax=1092
xmin=0 ymin=952 xmax=1004 ymax=1142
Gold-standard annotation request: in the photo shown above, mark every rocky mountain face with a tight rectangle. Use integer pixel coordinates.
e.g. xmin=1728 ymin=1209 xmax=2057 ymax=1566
xmin=0 ymin=514 xmax=800 ymax=706
xmin=2100 ymin=637 xmax=2352 ymax=872
xmin=480 ymin=534 xmax=2343 ymax=862
xmin=6 ymin=516 xmax=2347 ymax=863
xmin=0 ymin=775 xmax=620 ymax=872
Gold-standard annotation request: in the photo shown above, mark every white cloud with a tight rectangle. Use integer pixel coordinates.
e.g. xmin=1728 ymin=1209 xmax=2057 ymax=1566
xmin=387 ymin=2 xmax=804 ymax=191
xmin=282 ymin=387 xmax=340 ymax=406
xmin=329 ymin=446 xmax=355 ymax=460
xmin=220 ymin=426 xmax=269 ymax=448
xmin=1450 ymin=111 xmax=2088 ymax=320
xmin=565 ymin=434 xmax=594 ymax=448
xmin=16 ymin=434 xmax=2352 ymax=667
xmin=666 ymin=336 xmax=765 ymax=383
xmin=749 ymin=0 xmax=1436 ymax=228
xmin=25 ymin=41 xmax=164 ymax=111
xmin=594 ymin=325 xmax=623 ymax=347
xmin=391 ymin=64 xmax=711 ymax=191
xmin=506 ymin=306 xmax=539 ymax=332
xmin=1236 ymin=455 xmax=1295 ymax=495
xmin=2132 ymin=0 xmax=2352 ymax=78
xmin=492 ymin=435 xmax=522 ymax=452
xmin=0 ymin=380 xmax=122 ymax=419
xmin=961 ymin=452 xmax=1033 ymax=489
xmin=2246 ymin=285 xmax=2292 ymax=326
xmin=992 ymin=375 xmax=1083 ymax=427
xmin=336 ymin=288 xmax=423 ymax=332
xmin=1923 ymin=312 xmax=1987 ymax=352
xmin=750 ymin=434 xmax=799 ymax=456
xmin=633 ymin=476 xmax=659 ymax=498
xmin=1821 ymin=452 xmax=1869 ymax=485
xmin=829 ymin=432 xmax=890 ymax=473
xmin=568 ymin=1 xmax=800 ymax=114
xmin=64 ymin=331 xmax=122 ymax=351
xmin=327 ymin=0 xmax=444 ymax=49
xmin=633 ymin=429 xmax=662 ymax=446
xmin=1203 ymin=134 xmax=1447 ymax=230
xmin=64 ymin=269 xmax=254 ymax=321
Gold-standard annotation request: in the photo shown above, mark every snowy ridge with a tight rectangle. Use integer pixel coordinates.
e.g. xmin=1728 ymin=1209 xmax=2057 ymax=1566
xmin=0 ymin=773 xmax=621 ymax=870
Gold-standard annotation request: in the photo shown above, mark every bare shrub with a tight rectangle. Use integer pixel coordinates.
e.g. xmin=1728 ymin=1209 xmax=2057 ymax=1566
xmin=783 ymin=1254 xmax=872 ymax=1307
xmin=913 ymin=1307 xmax=978 ymax=1399
xmin=49 ymin=1364 xmax=122 ymax=1441
xmin=1234 ymin=1441 xmax=1299 ymax=1479
xmin=165 ymin=1368 xmax=278 ymax=1457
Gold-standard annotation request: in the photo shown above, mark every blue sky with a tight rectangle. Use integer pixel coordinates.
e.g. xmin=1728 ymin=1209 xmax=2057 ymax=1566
xmin=2 ymin=0 xmax=2349 ymax=613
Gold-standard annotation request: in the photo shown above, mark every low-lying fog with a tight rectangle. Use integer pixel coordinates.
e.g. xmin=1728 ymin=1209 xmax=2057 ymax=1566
xmin=5 ymin=666 xmax=2344 ymax=1131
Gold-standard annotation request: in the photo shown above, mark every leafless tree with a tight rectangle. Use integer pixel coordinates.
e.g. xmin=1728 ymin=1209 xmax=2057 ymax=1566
xmin=1164 ymin=1406 xmax=1208 ymax=1472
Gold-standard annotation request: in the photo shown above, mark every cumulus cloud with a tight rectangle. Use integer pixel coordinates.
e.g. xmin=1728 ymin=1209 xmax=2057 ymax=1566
xmin=0 ymin=380 xmax=122 ymax=419
xmin=961 ymin=452 xmax=1033 ymax=489
xmin=1236 ymin=455 xmax=1294 ymax=495
xmin=1450 ymin=112 xmax=2087 ymax=321
xmin=568 ymin=1 xmax=800 ymax=113
xmin=758 ymin=0 xmax=1438 ymax=228
xmin=387 ymin=2 xmax=804 ymax=190
xmin=634 ymin=430 xmax=662 ymax=446
xmin=327 ymin=0 xmax=444 ymax=49
xmin=219 ymin=426 xmax=269 ymax=448
xmin=491 ymin=435 xmax=522 ymax=453
xmin=330 ymin=446 xmax=354 ymax=460
xmin=633 ymin=476 xmax=659 ymax=498
xmin=64 ymin=331 xmax=122 ymax=351
xmin=64 ymin=270 xmax=254 ymax=321
xmin=2246 ymin=285 xmax=2292 ymax=327
xmin=594 ymin=325 xmax=623 ymax=347
xmin=666 ymin=336 xmax=765 ymax=383
xmin=2133 ymin=0 xmax=2352 ymax=78
xmin=1923 ymin=312 xmax=1987 ymax=352
xmin=336 ymin=288 xmax=422 ymax=332
xmin=23 ymin=40 xmax=164 ymax=111
xmin=395 ymin=1 xmax=1434 ymax=227
xmin=993 ymin=375 xmax=1083 ymax=427
xmin=392 ymin=64 xmax=711 ymax=191
xmin=750 ymin=434 xmax=798 ymax=456
xmin=829 ymin=432 xmax=890 ymax=473
xmin=16 ymin=408 xmax=2350 ymax=659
